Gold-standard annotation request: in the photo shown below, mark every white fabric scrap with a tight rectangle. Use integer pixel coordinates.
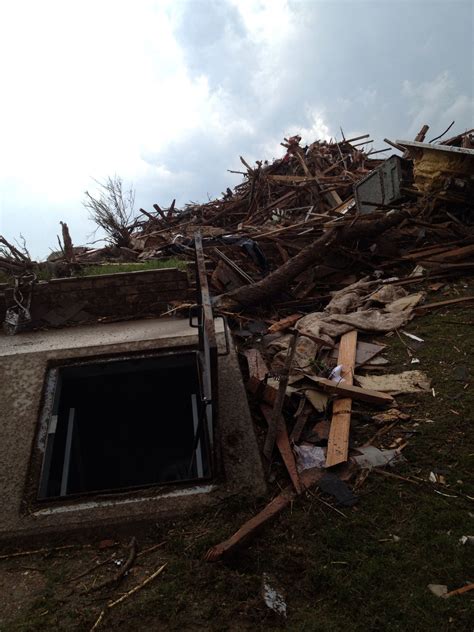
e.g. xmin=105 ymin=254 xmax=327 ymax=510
xmin=293 ymin=444 xmax=326 ymax=472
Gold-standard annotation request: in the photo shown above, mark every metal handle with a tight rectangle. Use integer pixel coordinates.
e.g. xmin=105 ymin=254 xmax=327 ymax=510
xmin=189 ymin=304 xmax=202 ymax=329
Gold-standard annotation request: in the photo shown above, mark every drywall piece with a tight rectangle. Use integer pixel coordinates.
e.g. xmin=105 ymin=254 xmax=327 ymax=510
xmin=356 ymin=370 xmax=431 ymax=393
xmin=328 ymin=340 xmax=386 ymax=367
xmin=351 ymin=446 xmax=404 ymax=469
xmin=304 ymin=389 xmax=328 ymax=412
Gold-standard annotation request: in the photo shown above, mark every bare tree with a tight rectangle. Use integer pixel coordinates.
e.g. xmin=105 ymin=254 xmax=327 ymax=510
xmin=0 ymin=234 xmax=33 ymax=275
xmin=83 ymin=176 xmax=136 ymax=247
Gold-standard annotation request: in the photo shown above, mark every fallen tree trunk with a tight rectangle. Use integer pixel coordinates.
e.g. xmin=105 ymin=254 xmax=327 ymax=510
xmin=215 ymin=208 xmax=411 ymax=311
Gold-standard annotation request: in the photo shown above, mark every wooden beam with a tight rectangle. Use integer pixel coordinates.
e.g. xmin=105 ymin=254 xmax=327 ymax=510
xmin=307 ymin=376 xmax=394 ymax=406
xmin=325 ymin=330 xmax=358 ymax=467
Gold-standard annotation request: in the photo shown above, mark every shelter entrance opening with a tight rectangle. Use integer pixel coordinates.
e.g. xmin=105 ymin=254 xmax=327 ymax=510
xmin=38 ymin=353 xmax=212 ymax=499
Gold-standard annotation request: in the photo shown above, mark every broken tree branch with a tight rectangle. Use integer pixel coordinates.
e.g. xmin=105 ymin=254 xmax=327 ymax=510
xmin=89 ymin=563 xmax=167 ymax=631
xmin=215 ymin=208 xmax=412 ymax=311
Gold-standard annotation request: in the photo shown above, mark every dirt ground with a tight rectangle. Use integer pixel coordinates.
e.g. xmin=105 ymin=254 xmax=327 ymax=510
xmin=1 ymin=279 xmax=473 ymax=632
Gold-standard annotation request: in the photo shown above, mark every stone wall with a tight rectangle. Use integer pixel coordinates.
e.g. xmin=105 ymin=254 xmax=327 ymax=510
xmin=0 ymin=267 xmax=196 ymax=329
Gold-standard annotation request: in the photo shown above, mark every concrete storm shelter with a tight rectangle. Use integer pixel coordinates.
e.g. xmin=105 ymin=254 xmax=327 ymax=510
xmin=0 ymin=238 xmax=265 ymax=542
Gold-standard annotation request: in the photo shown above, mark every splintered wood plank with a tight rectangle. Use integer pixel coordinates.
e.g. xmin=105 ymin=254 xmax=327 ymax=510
xmin=290 ymin=403 xmax=312 ymax=443
xmin=204 ymin=467 xmax=324 ymax=561
xmin=247 ymin=376 xmax=278 ymax=405
xmin=263 ymin=334 xmax=298 ymax=460
xmin=326 ymin=330 xmax=358 ymax=467
xmin=268 ymin=314 xmax=301 ymax=334
xmin=261 ymin=404 xmax=302 ymax=493
xmin=243 ymin=349 xmax=269 ymax=382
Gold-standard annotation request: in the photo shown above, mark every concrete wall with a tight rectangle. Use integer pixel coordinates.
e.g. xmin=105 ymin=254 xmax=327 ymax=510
xmin=0 ymin=318 xmax=266 ymax=542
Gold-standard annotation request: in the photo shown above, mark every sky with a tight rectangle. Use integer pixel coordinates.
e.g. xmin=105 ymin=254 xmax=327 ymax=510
xmin=0 ymin=0 xmax=472 ymax=258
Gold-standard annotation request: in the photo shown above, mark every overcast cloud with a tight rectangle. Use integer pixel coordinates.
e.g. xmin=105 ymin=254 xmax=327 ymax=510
xmin=0 ymin=0 xmax=472 ymax=257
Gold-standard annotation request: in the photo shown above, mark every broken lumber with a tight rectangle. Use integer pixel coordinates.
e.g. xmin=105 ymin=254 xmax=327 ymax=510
xmin=414 ymin=296 xmax=474 ymax=312
xmin=443 ymin=582 xmax=474 ymax=599
xmin=326 ymin=330 xmax=358 ymax=467
xmin=204 ymin=467 xmax=324 ymax=561
xmin=290 ymin=402 xmax=312 ymax=443
xmin=263 ymin=332 xmax=298 ymax=460
xmin=247 ymin=376 xmax=279 ymax=405
xmin=305 ymin=376 xmax=394 ymax=405
xmin=243 ymin=348 xmax=269 ymax=381
xmin=261 ymin=404 xmax=302 ymax=493
xmin=268 ymin=314 xmax=302 ymax=333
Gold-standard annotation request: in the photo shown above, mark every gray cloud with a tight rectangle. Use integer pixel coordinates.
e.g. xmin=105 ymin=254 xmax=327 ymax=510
xmin=1 ymin=0 xmax=472 ymax=258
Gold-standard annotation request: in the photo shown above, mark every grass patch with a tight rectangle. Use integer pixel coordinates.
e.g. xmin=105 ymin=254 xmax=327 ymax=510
xmin=78 ymin=259 xmax=188 ymax=276
xmin=0 ymin=258 xmax=187 ymax=285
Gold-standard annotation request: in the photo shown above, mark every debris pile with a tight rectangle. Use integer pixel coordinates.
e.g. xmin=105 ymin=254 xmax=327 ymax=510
xmin=1 ymin=124 xmax=473 ymax=559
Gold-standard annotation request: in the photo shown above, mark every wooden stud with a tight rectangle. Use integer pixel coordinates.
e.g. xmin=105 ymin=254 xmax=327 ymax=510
xmin=325 ymin=330 xmax=358 ymax=467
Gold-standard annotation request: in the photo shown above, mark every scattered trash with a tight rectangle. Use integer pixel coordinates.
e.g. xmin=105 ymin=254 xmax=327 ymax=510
xmin=319 ymin=473 xmax=358 ymax=507
xmin=262 ymin=573 xmax=287 ymax=618
xmin=293 ymin=444 xmax=326 ymax=472
xmin=459 ymin=535 xmax=474 ymax=546
xmin=379 ymin=534 xmax=401 ymax=543
xmin=351 ymin=447 xmax=405 ymax=469
xmin=329 ymin=364 xmax=345 ymax=382
xmin=371 ymin=408 xmax=411 ymax=426
xmin=402 ymin=331 xmax=424 ymax=343
xmin=429 ymin=471 xmax=446 ymax=485
xmin=453 ymin=365 xmax=470 ymax=382
xmin=428 ymin=584 xmax=448 ymax=597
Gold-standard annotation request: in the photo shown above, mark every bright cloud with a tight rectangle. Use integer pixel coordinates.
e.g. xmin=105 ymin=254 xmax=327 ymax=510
xmin=0 ymin=0 xmax=472 ymax=257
